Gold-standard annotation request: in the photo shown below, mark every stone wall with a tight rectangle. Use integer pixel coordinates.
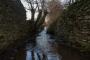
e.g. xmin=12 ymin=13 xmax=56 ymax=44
xmin=48 ymin=0 xmax=90 ymax=52
xmin=0 ymin=0 xmax=31 ymax=51
xmin=57 ymin=0 xmax=90 ymax=52
xmin=0 ymin=0 xmax=26 ymax=23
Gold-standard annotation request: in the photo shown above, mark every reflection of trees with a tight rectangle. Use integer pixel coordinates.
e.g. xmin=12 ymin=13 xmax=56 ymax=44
xmin=31 ymin=49 xmax=47 ymax=60
xmin=31 ymin=50 xmax=35 ymax=60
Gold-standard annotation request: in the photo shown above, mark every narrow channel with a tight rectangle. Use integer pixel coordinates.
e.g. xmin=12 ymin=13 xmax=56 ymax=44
xmin=25 ymin=27 xmax=82 ymax=60
xmin=26 ymin=27 xmax=61 ymax=60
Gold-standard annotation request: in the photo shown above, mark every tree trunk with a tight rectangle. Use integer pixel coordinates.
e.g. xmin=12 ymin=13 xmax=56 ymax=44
xmin=31 ymin=9 xmax=35 ymax=22
xmin=36 ymin=10 xmax=48 ymax=28
xmin=35 ymin=10 xmax=42 ymax=25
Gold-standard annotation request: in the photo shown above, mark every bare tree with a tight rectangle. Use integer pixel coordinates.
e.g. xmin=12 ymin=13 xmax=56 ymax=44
xmin=25 ymin=0 xmax=48 ymax=28
xmin=46 ymin=0 xmax=63 ymax=26
xmin=68 ymin=0 xmax=79 ymax=5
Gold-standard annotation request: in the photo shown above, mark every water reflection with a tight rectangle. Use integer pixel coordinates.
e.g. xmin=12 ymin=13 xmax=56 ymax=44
xmin=25 ymin=27 xmax=84 ymax=60
xmin=26 ymin=27 xmax=61 ymax=60
xmin=0 ymin=28 xmax=86 ymax=60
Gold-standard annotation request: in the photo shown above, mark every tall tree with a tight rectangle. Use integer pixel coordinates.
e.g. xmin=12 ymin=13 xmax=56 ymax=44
xmin=46 ymin=0 xmax=63 ymax=26
xmin=46 ymin=0 xmax=63 ymax=34
xmin=25 ymin=0 xmax=48 ymax=28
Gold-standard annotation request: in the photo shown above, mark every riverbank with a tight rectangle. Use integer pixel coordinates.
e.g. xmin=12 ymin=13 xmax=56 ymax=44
xmin=55 ymin=42 xmax=90 ymax=60
xmin=47 ymin=1 xmax=90 ymax=58
xmin=0 ymin=31 xmax=36 ymax=60
xmin=46 ymin=33 xmax=90 ymax=60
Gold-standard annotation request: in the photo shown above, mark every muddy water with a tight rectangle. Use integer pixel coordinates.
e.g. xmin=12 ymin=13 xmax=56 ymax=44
xmin=25 ymin=27 xmax=82 ymax=60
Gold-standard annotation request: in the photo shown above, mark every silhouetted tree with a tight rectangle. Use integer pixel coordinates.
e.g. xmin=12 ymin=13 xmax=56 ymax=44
xmin=25 ymin=0 xmax=48 ymax=29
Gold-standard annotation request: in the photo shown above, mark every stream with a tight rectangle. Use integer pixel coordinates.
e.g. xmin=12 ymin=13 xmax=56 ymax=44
xmin=0 ymin=27 xmax=86 ymax=60
xmin=26 ymin=27 xmax=61 ymax=60
xmin=25 ymin=27 xmax=82 ymax=60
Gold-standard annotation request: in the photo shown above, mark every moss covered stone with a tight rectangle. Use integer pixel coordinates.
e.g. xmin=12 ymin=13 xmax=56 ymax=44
xmin=0 ymin=0 xmax=32 ymax=51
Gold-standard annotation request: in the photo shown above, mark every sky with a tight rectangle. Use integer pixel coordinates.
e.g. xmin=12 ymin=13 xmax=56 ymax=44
xmin=20 ymin=0 xmax=67 ymax=20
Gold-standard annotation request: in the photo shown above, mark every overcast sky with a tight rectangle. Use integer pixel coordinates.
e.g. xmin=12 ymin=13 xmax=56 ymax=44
xmin=20 ymin=0 xmax=67 ymax=20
